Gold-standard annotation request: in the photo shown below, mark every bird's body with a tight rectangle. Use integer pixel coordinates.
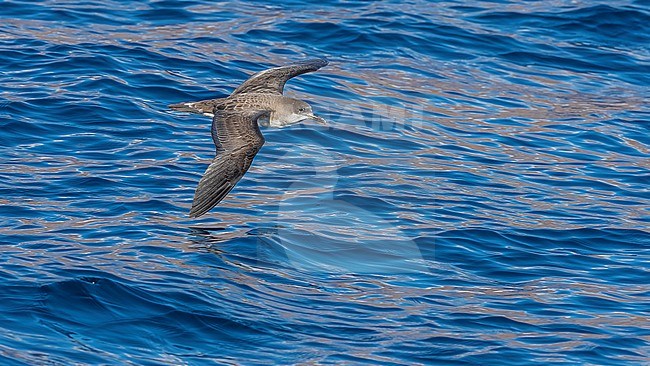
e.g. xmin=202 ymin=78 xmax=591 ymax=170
xmin=173 ymin=93 xmax=323 ymax=127
xmin=168 ymin=59 xmax=329 ymax=217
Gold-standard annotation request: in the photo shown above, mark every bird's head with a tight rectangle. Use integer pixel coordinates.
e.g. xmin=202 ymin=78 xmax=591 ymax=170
xmin=264 ymin=98 xmax=326 ymax=128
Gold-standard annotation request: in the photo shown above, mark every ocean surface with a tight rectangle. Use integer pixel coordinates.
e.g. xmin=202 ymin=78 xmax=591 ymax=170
xmin=1 ymin=0 xmax=649 ymax=364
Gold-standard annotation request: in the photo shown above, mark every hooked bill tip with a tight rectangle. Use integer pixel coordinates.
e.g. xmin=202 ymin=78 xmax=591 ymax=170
xmin=311 ymin=115 xmax=328 ymax=126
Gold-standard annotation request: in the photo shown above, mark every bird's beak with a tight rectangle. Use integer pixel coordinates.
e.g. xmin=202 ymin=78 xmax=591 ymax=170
xmin=308 ymin=114 xmax=328 ymax=126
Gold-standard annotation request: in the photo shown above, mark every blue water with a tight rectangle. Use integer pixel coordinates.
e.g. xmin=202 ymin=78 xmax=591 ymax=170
xmin=1 ymin=0 xmax=649 ymax=364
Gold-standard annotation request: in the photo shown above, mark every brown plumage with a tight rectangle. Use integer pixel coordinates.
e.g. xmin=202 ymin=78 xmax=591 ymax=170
xmin=231 ymin=58 xmax=328 ymax=95
xmin=169 ymin=59 xmax=329 ymax=217
xmin=169 ymin=59 xmax=328 ymax=121
xmin=189 ymin=109 xmax=268 ymax=218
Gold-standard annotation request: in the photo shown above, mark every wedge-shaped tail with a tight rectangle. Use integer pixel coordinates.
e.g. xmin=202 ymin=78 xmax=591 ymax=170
xmin=169 ymin=98 xmax=226 ymax=116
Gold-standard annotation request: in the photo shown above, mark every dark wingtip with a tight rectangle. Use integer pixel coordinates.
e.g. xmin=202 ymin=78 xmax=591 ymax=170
xmin=188 ymin=208 xmax=202 ymax=218
xmin=297 ymin=58 xmax=328 ymax=70
xmin=311 ymin=58 xmax=329 ymax=68
xmin=189 ymin=200 xmax=210 ymax=218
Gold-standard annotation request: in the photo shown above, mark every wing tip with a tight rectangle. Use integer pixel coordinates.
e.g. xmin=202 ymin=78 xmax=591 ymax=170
xmin=307 ymin=58 xmax=329 ymax=69
xmin=189 ymin=179 xmax=237 ymax=219
xmin=289 ymin=58 xmax=328 ymax=71
xmin=188 ymin=205 xmax=205 ymax=218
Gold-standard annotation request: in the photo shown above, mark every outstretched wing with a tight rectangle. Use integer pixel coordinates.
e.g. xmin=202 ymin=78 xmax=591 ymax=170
xmin=231 ymin=58 xmax=328 ymax=96
xmin=189 ymin=147 xmax=260 ymax=218
xmin=189 ymin=110 xmax=267 ymax=218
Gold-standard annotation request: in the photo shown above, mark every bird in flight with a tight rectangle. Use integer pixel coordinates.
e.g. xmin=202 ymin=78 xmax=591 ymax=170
xmin=169 ymin=59 xmax=329 ymax=218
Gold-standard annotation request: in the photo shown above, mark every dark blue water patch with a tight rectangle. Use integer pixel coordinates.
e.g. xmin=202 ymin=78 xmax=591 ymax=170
xmin=1 ymin=2 xmax=132 ymax=26
xmin=468 ymin=5 xmax=650 ymax=85
xmin=432 ymin=228 xmax=650 ymax=282
xmin=333 ymin=191 xmax=395 ymax=215
xmin=135 ymin=4 xmax=195 ymax=24
xmin=473 ymin=5 xmax=650 ymax=46
xmin=9 ymin=274 xmax=278 ymax=362
xmin=508 ymin=54 xmax=648 ymax=87
xmin=254 ymin=0 xmax=376 ymax=8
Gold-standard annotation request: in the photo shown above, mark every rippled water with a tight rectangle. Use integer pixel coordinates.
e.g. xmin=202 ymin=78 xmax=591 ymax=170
xmin=1 ymin=0 xmax=649 ymax=364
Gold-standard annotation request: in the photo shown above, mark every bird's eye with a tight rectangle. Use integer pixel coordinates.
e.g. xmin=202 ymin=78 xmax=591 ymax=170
xmin=298 ymin=107 xmax=305 ymax=112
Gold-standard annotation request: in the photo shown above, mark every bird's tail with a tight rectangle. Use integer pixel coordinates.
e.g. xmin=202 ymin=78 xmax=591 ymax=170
xmin=168 ymin=98 xmax=226 ymax=116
